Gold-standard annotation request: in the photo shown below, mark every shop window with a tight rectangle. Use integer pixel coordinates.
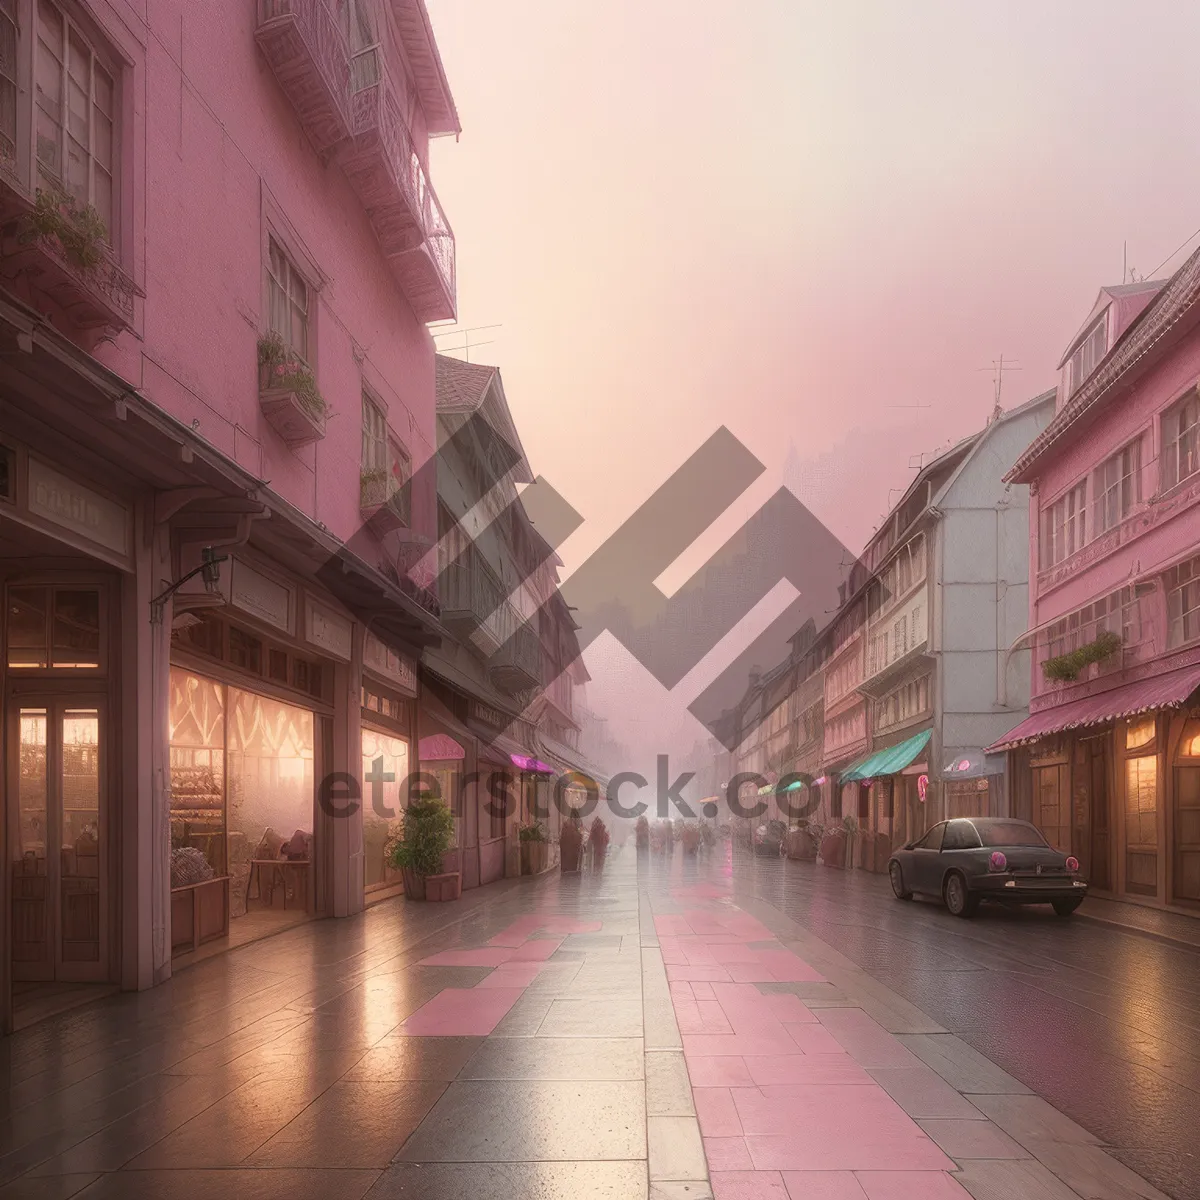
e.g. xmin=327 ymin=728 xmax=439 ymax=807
xmin=1180 ymin=718 xmax=1200 ymax=759
xmin=228 ymin=625 xmax=262 ymax=673
xmin=361 ymin=727 xmax=408 ymax=891
xmin=6 ymin=585 xmax=100 ymax=669
xmin=1126 ymin=718 xmax=1156 ymax=751
xmin=425 ymin=765 xmax=462 ymax=817
xmin=168 ymin=669 xmax=315 ymax=920
xmin=1124 ymin=755 xmax=1158 ymax=896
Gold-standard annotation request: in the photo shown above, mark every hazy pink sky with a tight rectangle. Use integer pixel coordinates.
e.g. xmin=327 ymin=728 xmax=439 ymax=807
xmin=426 ymin=0 xmax=1200 ymax=761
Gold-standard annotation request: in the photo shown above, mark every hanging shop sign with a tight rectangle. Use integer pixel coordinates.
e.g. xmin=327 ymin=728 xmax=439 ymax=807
xmin=230 ymin=559 xmax=293 ymax=634
xmin=27 ymin=457 xmax=130 ymax=559
xmin=305 ymin=597 xmax=352 ymax=661
xmin=363 ymin=630 xmax=418 ymax=695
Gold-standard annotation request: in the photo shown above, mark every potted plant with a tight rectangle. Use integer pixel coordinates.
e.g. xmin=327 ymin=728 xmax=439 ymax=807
xmin=681 ymin=822 xmax=701 ymax=854
xmin=519 ymin=821 xmax=549 ymax=875
xmin=1042 ymin=630 xmax=1122 ymax=683
xmin=589 ymin=816 xmax=610 ymax=863
xmin=786 ymin=819 xmax=819 ymax=861
xmin=635 ymin=814 xmax=650 ymax=849
xmin=820 ymin=820 xmax=847 ymax=869
xmin=388 ymin=795 xmax=458 ymax=901
xmin=560 ymin=812 xmax=584 ymax=872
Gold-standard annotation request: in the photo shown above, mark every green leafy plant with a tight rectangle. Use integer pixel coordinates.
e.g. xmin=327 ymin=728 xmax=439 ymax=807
xmin=388 ymin=796 xmax=456 ymax=877
xmin=257 ymin=331 xmax=328 ymax=422
xmin=1042 ymin=630 xmax=1122 ymax=683
xmin=842 ymin=814 xmax=859 ymax=835
xmin=518 ymin=821 xmax=546 ymax=843
xmin=20 ymin=185 xmax=109 ymax=272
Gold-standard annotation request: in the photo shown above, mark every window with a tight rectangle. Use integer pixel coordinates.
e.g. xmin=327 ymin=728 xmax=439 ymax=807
xmin=6 ymin=585 xmax=100 ymax=669
xmin=267 ymin=237 xmax=309 ymax=361
xmin=362 ymin=396 xmax=388 ymax=474
xmin=1093 ymin=440 xmax=1141 ymax=534
xmin=914 ymin=824 xmax=944 ymax=851
xmin=942 ymin=821 xmax=981 ymax=851
xmin=1042 ymin=586 xmax=1143 ymax=675
xmin=1068 ymin=316 xmax=1107 ymax=395
xmin=1162 ymin=391 xmax=1200 ymax=491
xmin=1166 ymin=555 xmax=1200 ymax=649
xmin=876 ymin=674 xmax=931 ymax=731
xmin=1040 ymin=482 xmax=1087 ymax=568
xmin=0 ymin=0 xmax=16 ymax=172
xmin=973 ymin=820 xmax=1048 ymax=847
xmin=1126 ymin=718 xmax=1156 ymax=751
xmin=34 ymin=0 xmax=116 ymax=232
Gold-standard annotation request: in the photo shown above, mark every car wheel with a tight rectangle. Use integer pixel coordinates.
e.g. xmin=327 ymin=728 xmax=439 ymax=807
xmin=889 ymin=861 xmax=913 ymax=900
xmin=943 ymin=872 xmax=978 ymax=918
xmin=1052 ymin=898 xmax=1083 ymax=917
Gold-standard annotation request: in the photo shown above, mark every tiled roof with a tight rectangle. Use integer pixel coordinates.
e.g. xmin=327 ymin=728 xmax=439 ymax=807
xmin=435 ymin=354 xmax=497 ymax=413
xmin=1009 ymin=246 xmax=1200 ymax=482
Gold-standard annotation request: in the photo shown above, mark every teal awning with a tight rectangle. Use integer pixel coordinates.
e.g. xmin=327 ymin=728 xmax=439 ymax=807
xmin=840 ymin=729 xmax=932 ymax=783
xmin=757 ymin=779 xmax=808 ymax=795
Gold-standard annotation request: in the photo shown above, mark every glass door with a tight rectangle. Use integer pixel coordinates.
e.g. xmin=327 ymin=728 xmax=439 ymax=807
xmin=7 ymin=698 xmax=105 ymax=982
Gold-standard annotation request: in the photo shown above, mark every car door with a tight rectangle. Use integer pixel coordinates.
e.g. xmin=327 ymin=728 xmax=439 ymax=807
xmin=909 ymin=822 xmax=946 ymax=894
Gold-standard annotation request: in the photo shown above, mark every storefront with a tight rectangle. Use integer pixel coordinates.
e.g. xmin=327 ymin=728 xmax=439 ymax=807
xmin=838 ymin=728 xmax=932 ymax=861
xmin=2 ymin=434 xmax=136 ymax=1031
xmin=993 ymin=666 xmax=1200 ymax=911
xmin=166 ymin=579 xmax=344 ymax=956
xmin=360 ymin=631 xmax=418 ymax=901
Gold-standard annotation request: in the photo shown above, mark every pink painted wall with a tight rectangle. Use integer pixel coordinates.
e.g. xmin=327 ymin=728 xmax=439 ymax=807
xmin=74 ymin=1 xmax=442 ymax=553
xmin=1028 ymin=316 xmax=1200 ymax=706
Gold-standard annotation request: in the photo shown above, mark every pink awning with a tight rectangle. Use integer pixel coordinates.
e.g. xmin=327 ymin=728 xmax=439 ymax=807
xmin=419 ymin=733 xmax=465 ymax=761
xmin=987 ymin=664 xmax=1200 ymax=751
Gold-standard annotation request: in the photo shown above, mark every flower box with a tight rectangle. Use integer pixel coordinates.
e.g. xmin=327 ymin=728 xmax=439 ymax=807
xmin=259 ymin=385 xmax=327 ymax=448
xmin=2 ymin=233 xmax=140 ymax=336
xmin=360 ymin=472 xmax=408 ymax=536
xmin=521 ymin=840 xmax=549 ymax=875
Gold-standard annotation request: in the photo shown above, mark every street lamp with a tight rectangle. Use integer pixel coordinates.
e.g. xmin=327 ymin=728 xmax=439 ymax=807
xmin=149 ymin=547 xmax=228 ymax=624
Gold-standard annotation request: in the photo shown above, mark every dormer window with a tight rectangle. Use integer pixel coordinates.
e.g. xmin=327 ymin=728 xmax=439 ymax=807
xmin=1068 ymin=316 xmax=1108 ymax=396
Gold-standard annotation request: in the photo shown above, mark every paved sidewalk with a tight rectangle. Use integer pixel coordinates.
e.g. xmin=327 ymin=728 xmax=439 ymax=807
xmin=0 ymin=846 xmax=1179 ymax=1200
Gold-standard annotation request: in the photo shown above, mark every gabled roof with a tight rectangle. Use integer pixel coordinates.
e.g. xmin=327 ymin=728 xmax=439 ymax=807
xmin=389 ymin=1 xmax=461 ymax=136
xmin=435 ymin=354 xmax=533 ymax=485
xmin=1010 ymin=246 xmax=1200 ymax=482
xmin=1056 ymin=279 xmax=1166 ymax=370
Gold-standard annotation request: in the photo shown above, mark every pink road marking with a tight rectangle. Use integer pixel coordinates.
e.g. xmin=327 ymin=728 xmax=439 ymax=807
xmin=705 ymin=1138 xmax=755 ymax=1172
xmin=712 ymin=1171 xmax=789 ymax=1198
xmin=779 ymin=1172 xmax=868 ymax=1199
xmin=475 ymin=961 xmax=548 ymax=988
xmin=418 ymin=948 xmax=513 ymax=967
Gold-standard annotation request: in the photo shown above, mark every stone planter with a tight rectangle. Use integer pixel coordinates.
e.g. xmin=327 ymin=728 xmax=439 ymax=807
xmin=259 ymin=386 xmax=327 ymax=448
xmin=786 ymin=829 xmax=818 ymax=861
xmin=425 ymin=872 xmax=462 ymax=902
xmin=521 ymin=841 xmax=549 ymax=875
xmin=820 ymin=832 xmax=846 ymax=869
xmin=560 ymin=823 xmax=583 ymax=873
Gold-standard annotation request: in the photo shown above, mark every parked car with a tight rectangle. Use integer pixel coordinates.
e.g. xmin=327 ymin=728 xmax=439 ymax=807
xmin=752 ymin=819 xmax=788 ymax=857
xmin=887 ymin=818 xmax=1088 ymax=918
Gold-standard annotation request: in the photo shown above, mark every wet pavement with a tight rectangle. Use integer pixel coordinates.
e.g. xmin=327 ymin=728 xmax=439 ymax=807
xmin=0 ymin=842 xmax=1189 ymax=1200
xmin=715 ymin=842 xmax=1200 ymax=1200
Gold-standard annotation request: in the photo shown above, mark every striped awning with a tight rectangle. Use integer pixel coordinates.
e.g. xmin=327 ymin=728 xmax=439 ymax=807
xmin=987 ymin=664 xmax=1200 ymax=751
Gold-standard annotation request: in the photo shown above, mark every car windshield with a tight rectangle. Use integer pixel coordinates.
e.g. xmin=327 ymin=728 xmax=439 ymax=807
xmin=972 ymin=820 xmax=1049 ymax=847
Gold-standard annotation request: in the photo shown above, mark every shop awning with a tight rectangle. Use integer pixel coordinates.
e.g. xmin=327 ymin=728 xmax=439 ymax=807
xmin=840 ymin=729 xmax=932 ymax=783
xmin=987 ymin=664 xmax=1200 ymax=751
xmin=756 ymin=779 xmax=808 ymax=795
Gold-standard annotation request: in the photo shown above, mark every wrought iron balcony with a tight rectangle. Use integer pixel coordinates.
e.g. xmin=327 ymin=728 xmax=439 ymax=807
xmin=489 ymin=612 xmax=542 ymax=695
xmin=341 ymin=73 xmax=456 ymax=322
xmin=256 ymin=0 xmax=353 ymax=153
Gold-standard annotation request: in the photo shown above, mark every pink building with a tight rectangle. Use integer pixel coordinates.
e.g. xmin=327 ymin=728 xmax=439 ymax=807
xmin=992 ymin=262 xmax=1200 ymax=914
xmin=0 ymin=0 xmax=462 ymax=1031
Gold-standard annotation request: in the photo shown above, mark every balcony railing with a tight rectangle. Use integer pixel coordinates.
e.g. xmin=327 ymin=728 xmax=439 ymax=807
xmin=440 ymin=560 xmax=507 ymax=656
xmin=342 ymin=73 xmax=456 ymax=322
xmin=256 ymin=0 xmax=353 ymax=153
xmin=489 ymin=612 xmax=542 ymax=695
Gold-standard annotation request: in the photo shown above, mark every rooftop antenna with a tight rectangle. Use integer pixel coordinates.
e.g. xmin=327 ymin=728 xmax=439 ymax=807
xmin=977 ymin=354 xmax=1021 ymax=421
